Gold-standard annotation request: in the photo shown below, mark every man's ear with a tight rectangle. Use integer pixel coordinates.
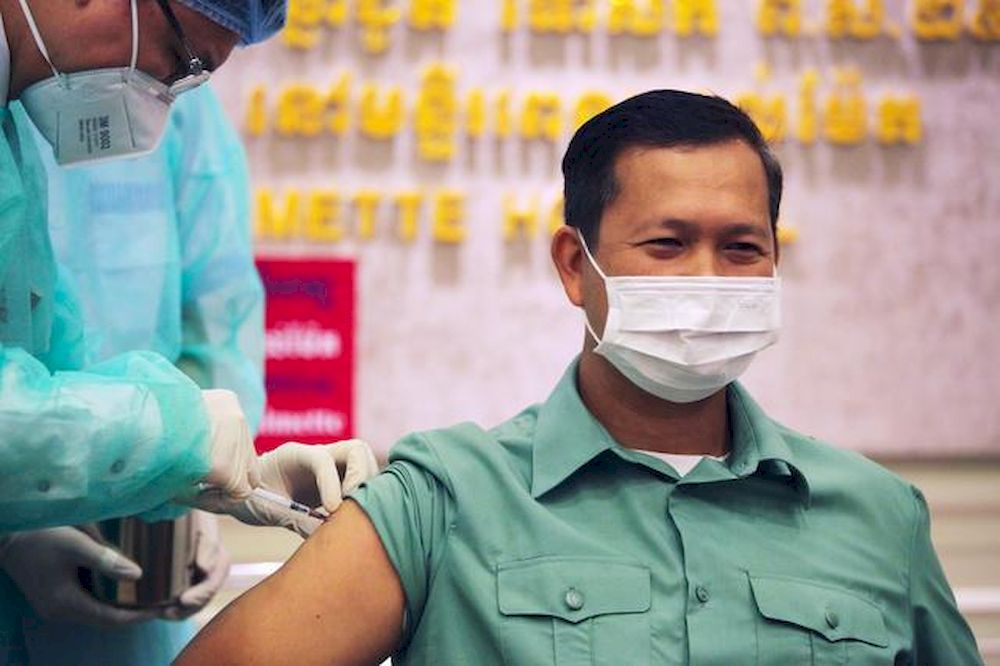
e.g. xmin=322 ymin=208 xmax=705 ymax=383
xmin=551 ymin=226 xmax=586 ymax=307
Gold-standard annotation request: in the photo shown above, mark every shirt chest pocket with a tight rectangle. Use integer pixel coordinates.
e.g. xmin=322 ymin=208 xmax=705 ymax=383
xmin=497 ymin=557 xmax=651 ymax=666
xmin=749 ymin=574 xmax=891 ymax=666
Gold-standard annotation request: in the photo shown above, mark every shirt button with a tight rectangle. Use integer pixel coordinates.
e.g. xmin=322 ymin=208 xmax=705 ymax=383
xmin=564 ymin=588 xmax=585 ymax=611
xmin=825 ymin=609 xmax=840 ymax=629
xmin=36 ymin=479 xmax=51 ymax=493
xmin=695 ymin=585 xmax=710 ymax=603
xmin=110 ymin=459 xmax=126 ymax=474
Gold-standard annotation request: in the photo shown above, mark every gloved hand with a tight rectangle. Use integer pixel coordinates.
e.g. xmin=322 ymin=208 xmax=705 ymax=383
xmin=0 ymin=527 xmax=157 ymax=627
xmin=197 ymin=389 xmax=262 ymax=500
xmin=162 ymin=511 xmax=230 ymax=620
xmin=194 ymin=440 xmax=379 ymax=538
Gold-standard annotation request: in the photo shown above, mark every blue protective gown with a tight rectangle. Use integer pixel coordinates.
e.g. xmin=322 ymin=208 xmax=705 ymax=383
xmin=4 ymin=85 xmax=265 ymax=666
xmin=0 ymin=112 xmax=212 ymax=534
xmin=0 ymin=106 xmax=211 ymax=664
xmin=25 ymin=86 xmax=265 ymax=429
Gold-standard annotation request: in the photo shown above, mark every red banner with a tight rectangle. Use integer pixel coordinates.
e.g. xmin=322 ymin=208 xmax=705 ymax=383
xmin=254 ymin=258 xmax=356 ymax=453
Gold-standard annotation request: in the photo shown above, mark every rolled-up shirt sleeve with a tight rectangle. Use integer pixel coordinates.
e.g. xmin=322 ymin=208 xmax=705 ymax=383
xmin=349 ymin=433 xmax=456 ymax=644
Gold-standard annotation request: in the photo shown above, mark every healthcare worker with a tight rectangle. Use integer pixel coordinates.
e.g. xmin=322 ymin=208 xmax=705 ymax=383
xmin=0 ymin=0 xmax=279 ymax=531
xmin=0 ymin=0 xmax=364 ymax=527
xmin=0 ymin=0 xmax=376 ymax=527
xmin=1 ymin=84 xmax=261 ymax=664
xmin=0 ymin=0 xmax=379 ymax=580
xmin=0 ymin=1 xmax=380 ymax=661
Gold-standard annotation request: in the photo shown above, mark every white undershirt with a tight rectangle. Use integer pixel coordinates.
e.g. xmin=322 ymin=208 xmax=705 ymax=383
xmin=1 ymin=11 xmax=10 ymax=104
xmin=634 ymin=449 xmax=728 ymax=477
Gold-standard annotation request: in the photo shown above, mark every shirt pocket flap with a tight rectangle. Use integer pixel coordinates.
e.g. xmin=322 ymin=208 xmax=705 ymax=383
xmin=749 ymin=574 xmax=889 ymax=647
xmin=497 ymin=557 xmax=651 ymax=624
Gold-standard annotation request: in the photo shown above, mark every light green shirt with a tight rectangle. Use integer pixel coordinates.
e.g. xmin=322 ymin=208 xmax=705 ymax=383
xmin=353 ymin=362 xmax=981 ymax=665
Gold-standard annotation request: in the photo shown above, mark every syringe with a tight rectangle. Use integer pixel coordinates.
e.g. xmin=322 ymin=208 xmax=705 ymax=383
xmin=251 ymin=488 xmax=326 ymax=520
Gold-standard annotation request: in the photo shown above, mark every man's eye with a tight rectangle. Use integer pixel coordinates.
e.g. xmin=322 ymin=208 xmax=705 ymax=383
xmin=724 ymin=243 xmax=766 ymax=260
xmin=726 ymin=242 xmax=763 ymax=253
xmin=647 ymin=238 xmax=682 ymax=248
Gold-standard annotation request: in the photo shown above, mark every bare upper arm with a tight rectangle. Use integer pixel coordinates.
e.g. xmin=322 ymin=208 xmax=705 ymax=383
xmin=177 ymin=500 xmax=405 ymax=666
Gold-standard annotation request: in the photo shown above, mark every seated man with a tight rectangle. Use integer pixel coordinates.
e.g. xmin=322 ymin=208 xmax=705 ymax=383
xmin=179 ymin=90 xmax=982 ymax=665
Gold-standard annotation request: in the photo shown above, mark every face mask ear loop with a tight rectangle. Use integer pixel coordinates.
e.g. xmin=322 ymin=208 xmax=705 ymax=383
xmin=15 ymin=0 xmax=61 ymax=81
xmin=583 ymin=314 xmax=603 ymax=346
xmin=127 ymin=0 xmax=139 ymax=78
xmin=576 ymin=229 xmax=607 ymax=346
xmin=576 ymin=228 xmax=609 ymax=282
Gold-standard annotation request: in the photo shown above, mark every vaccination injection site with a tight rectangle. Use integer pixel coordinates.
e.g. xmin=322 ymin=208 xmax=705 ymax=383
xmin=1 ymin=0 xmax=999 ymax=664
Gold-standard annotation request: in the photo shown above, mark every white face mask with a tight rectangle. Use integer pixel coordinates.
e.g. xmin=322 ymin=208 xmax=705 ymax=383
xmin=580 ymin=231 xmax=781 ymax=403
xmin=15 ymin=0 xmax=175 ymax=166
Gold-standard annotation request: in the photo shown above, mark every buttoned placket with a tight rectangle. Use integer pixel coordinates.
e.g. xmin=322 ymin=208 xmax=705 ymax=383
xmin=668 ymin=460 xmax=749 ymax=665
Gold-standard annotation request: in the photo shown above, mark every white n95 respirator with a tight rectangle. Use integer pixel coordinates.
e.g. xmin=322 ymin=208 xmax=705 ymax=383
xmin=579 ymin=230 xmax=781 ymax=403
xmin=15 ymin=0 xmax=175 ymax=166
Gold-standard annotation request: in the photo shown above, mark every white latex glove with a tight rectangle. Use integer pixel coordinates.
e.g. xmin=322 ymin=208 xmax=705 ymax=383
xmin=162 ymin=511 xmax=230 ymax=620
xmin=0 ymin=528 xmax=157 ymax=627
xmin=195 ymin=439 xmax=379 ymax=538
xmin=196 ymin=389 xmax=262 ymax=500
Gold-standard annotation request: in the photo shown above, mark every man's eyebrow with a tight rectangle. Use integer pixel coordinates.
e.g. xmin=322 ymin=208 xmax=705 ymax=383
xmin=652 ymin=218 xmax=698 ymax=234
xmin=720 ymin=223 xmax=771 ymax=240
xmin=650 ymin=219 xmax=771 ymax=239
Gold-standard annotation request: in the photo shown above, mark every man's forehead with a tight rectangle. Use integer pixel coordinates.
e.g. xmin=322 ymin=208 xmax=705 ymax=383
xmin=609 ymin=142 xmax=768 ymax=201
xmin=613 ymin=140 xmax=764 ymax=177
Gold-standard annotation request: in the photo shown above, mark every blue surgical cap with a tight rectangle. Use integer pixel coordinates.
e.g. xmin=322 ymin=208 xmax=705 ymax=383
xmin=175 ymin=0 xmax=287 ymax=45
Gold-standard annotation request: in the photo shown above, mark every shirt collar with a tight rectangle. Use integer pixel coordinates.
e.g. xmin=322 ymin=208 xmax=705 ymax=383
xmin=531 ymin=361 xmax=617 ymax=498
xmin=722 ymin=382 xmax=811 ymax=506
xmin=531 ymin=361 xmax=811 ymax=506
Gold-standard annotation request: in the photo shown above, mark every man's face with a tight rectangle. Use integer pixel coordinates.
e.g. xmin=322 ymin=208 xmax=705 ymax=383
xmin=554 ymin=139 xmax=776 ymax=338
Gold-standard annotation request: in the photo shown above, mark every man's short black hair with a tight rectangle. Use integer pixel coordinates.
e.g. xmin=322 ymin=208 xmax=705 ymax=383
xmin=562 ymin=89 xmax=783 ymax=248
